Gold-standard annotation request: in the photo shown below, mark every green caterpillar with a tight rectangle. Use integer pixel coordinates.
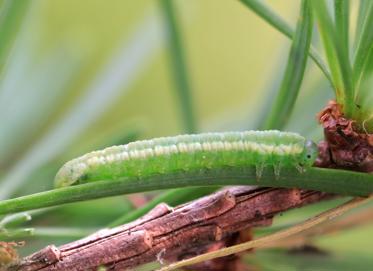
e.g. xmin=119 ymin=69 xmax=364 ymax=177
xmin=55 ymin=130 xmax=318 ymax=188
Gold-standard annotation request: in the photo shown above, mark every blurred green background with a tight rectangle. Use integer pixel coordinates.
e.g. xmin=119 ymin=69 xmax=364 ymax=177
xmin=0 ymin=0 xmax=371 ymax=270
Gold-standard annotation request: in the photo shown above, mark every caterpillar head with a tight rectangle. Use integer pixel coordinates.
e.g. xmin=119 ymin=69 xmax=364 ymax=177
xmin=54 ymin=160 xmax=87 ymax=188
xmin=300 ymin=140 xmax=318 ymax=167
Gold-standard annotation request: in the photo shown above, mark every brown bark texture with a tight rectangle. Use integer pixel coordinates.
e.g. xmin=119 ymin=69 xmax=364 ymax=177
xmin=10 ymin=187 xmax=331 ymax=271
xmin=316 ymin=100 xmax=373 ymax=172
xmin=0 ymin=242 xmax=21 ymax=270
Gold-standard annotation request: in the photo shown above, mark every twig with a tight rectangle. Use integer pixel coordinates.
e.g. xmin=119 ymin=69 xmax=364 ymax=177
xmin=11 ymin=187 xmax=331 ymax=271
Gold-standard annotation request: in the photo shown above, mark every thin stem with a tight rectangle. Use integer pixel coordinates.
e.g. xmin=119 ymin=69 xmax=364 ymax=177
xmin=354 ymin=0 xmax=372 ymax=51
xmin=0 ymin=0 xmax=29 ymax=74
xmin=0 ymin=212 xmax=31 ymax=228
xmin=312 ymin=0 xmax=354 ymax=116
xmin=0 ymin=167 xmax=372 ymax=216
xmin=160 ymin=0 xmax=197 ymax=133
xmin=334 ymin=0 xmax=349 ymax=60
xmin=353 ymin=1 xmax=373 ymax=93
xmin=158 ymin=196 xmax=371 ymax=271
xmin=0 ymin=227 xmax=95 ymax=239
xmin=238 ymin=0 xmax=332 ymax=85
xmin=262 ymin=0 xmax=313 ymax=129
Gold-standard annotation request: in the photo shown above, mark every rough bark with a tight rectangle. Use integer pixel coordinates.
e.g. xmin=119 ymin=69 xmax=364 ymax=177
xmin=316 ymin=100 xmax=373 ymax=172
xmin=0 ymin=242 xmax=21 ymax=270
xmin=11 ymin=187 xmax=331 ymax=271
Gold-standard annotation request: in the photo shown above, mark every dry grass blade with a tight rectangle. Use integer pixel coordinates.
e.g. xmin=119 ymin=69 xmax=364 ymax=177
xmin=157 ymin=196 xmax=372 ymax=271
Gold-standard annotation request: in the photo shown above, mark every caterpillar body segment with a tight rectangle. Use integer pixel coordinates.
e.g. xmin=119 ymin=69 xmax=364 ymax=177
xmin=55 ymin=130 xmax=318 ymax=188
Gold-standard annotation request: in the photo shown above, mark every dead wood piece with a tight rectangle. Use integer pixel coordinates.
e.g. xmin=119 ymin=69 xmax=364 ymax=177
xmin=0 ymin=242 xmax=20 ymax=270
xmin=60 ymin=202 xmax=172 ymax=255
xmin=11 ymin=187 xmax=331 ymax=271
xmin=317 ymin=100 xmax=373 ymax=172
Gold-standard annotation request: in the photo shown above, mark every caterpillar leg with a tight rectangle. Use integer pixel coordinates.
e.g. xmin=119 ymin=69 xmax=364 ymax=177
xmin=295 ymin=163 xmax=305 ymax=173
xmin=273 ymin=163 xmax=281 ymax=180
xmin=255 ymin=163 xmax=264 ymax=181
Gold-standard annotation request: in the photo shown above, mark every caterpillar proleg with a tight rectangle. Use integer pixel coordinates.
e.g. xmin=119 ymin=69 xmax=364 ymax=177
xmin=55 ymin=130 xmax=318 ymax=188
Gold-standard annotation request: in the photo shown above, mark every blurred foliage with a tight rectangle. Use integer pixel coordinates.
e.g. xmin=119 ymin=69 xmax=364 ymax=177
xmin=0 ymin=0 xmax=372 ymax=270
